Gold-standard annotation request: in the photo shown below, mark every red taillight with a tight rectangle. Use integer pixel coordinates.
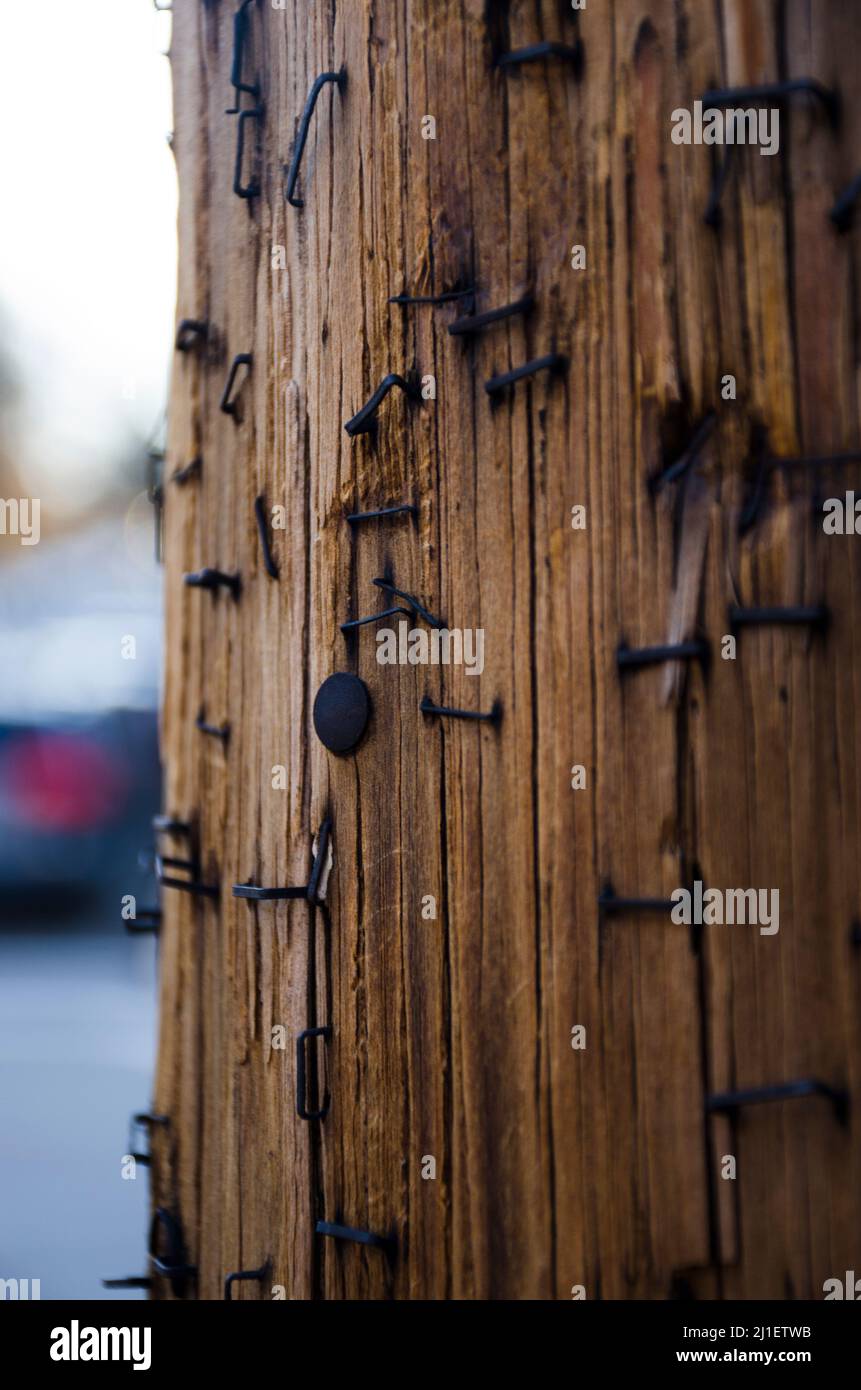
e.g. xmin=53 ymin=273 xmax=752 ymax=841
xmin=0 ymin=732 xmax=127 ymax=831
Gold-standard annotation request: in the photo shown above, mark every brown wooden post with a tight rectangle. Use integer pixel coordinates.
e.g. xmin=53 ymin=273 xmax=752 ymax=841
xmin=154 ymin=0 xmax=861 ymax=1299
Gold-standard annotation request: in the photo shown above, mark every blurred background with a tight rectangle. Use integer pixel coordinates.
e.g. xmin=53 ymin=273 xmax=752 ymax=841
xmin=0 ymin=1 xmax=176 ymax=1298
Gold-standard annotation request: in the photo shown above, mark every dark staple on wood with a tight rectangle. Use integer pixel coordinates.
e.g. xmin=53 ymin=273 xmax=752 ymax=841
xmin=171 ymin=457 xmax=201 ymax=485
xmin=284 ymin=69 xmax=347 ymax=208
xmin=174 ymin=319 xmax=208 ymax=352
xmin=232 ymin=818 xmax=332 ymax=906
xmin=220 ymin=353 xmax=252 ymax=414
xmin=128 ymin=1111 xmax=169 ymax=1165
xmin=738 ymin=453 xmax=772 ymax=532
xmin=598 ymin=883 xmax=676 ymax=918
xmin=296 ymin=1027 xmax=332 ymax=1120
xmin=344 ymin=373 xmax=421 ymax=435
xmin=232 ymin=883 xmax=308 ymax=901
xmin=346 ymin=503 xmax=417 ymax=526
xmin=830 ymin=171 xmax=861 ymax=231
xmin=485 ymin=353 xmax=567 ymax=395
xmin=233 ymin=106 xmax=264 ymax=199
xmin=149 ymin=1207 xmax=197 ymax=1298
xmin=702 ymin=79 xmax=840 ymax=125
xmin=341 ymin=577 xmax=442 ymax=635
xmin=701 ymin=80 xmax=840 ymax=226
xmin=155 ymin=853 xmax=219 ymax=899
xmin=152 ymin=815 xmax=191 ymax=836
xmin=707 ymin=1078 xmax=848 ymax=1127
xmin=183 ymin=567 xmax=241 ymax=598
xmin=254 ymin=495 xmax=279 ymax=578
xmin=125 ymin=907 xmax=161 ymax=936
xmin=739 ymin=449 xmax=861 ymax=532
xmin=649 ymin=413 xmax=717 ymax=493
xmin=305 ymin=817 xmax=332 ymax=906
xmin=132 ymin=1110 xmax=168 ymax=1127
xmin=389 ymin=287 xmax=476 ymax=306
xmin=340 ymin=605 xmax=413 ymax=634
xmin=224 ymin=1263 xmax=270 ymax=1300
xmin=196 ymin=708 xmax=230 ymax=742
xmin=225 ymin=0 xmax=259 ymax=114
xmin=496 ymin=41 xmax=583 ymax=75
xmin=448 ymin=293 xmax=534 ymax=336
xmin=703 ymin=147 xmax=736 ymax=228
xmin=146 ymin=448 xmax=164 ymax=563
xmin=315 ymin=1220 xmax=394 ymax=1254
xmin=372 ymin=577 xmax=444 ymax=629
xmin=728 ymin=604 xmax=829 ymax=633
xmin=420 ymin=696 xmax=502 ymax=724
xmin=616 ymin=639 xmax=709 ymax=671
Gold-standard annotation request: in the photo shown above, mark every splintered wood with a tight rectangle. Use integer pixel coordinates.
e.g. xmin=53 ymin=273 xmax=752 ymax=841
xmin=155 ymin=0 xmax=861 ymax=1299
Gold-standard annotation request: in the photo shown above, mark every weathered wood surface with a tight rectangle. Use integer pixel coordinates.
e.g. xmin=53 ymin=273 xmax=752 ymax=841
xmin=154 ymin=0 xmax=861 ymax=1299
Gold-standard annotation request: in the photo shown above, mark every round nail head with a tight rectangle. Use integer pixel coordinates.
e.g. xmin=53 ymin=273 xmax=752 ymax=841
xmin=313 ymin=673 xmax=371 ymax=754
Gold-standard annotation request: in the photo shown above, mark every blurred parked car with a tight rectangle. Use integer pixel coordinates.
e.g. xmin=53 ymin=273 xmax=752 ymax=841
xmin=0 ymin=514 xmax=161 ymax=912
xmin=0 ymin=710 xmax=159 ymax=903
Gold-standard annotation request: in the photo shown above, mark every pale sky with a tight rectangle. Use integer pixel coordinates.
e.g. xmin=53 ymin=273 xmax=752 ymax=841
xmin=0 ymin=0 xmax=178 ymax=512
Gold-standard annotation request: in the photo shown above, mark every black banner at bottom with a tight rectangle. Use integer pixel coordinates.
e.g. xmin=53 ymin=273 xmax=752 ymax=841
xmin=7 ymin=1298 xmax=860 ymax=1375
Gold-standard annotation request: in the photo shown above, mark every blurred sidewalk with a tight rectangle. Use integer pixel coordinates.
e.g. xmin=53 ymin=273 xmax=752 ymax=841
xmin=0 ymin=913 xmax=157 ymax=1300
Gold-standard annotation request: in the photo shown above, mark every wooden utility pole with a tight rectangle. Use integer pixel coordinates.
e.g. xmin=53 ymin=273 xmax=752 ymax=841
xmin=154 ymin=0 xmax=861 ymax=1299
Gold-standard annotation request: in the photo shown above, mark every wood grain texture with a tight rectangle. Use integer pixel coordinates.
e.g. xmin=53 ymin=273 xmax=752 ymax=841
xmin=153 ymin=0 xmax=861 ymax=1299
